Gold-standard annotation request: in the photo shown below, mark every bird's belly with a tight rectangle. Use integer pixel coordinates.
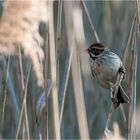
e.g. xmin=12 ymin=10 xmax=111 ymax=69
xmin=92 ymin=63 xmax=117 ymax=89
xmin=90 ymin=50 xmax=123 ymax=90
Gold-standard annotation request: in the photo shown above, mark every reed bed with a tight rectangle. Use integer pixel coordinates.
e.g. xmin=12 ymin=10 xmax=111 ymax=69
xmin=0 ymin=1 xmax=139 ymax=139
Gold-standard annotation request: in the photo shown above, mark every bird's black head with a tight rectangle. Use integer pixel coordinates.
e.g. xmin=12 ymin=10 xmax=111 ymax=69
xmin=88 ymin=42 xmax=105 ymax=55
xmin=87 ymin=42 xmax=105 ymax=59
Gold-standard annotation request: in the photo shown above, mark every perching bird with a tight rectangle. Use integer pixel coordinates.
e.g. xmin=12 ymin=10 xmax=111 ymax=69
xmin=87 ymin=42 xmax=129 ymax=108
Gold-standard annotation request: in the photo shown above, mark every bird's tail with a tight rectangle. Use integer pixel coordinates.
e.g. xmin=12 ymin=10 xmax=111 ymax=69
xmin=113 ymin=85 xmax=130 ymax=108
xmin=117 ymin=85 xmax=130 ymax=103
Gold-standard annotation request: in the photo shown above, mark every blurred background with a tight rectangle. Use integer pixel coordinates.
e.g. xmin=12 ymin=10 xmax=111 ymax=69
xmin=0 ymin=0 xmax=139 ymax=139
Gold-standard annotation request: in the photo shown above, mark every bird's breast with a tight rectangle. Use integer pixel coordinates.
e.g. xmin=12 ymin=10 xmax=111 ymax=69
xmin=91 ymin=53 xmax=123 ymax=89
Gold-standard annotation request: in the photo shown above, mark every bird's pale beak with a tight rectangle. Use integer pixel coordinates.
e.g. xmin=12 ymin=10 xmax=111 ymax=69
xmin=83 ymin=48 xmax=88 ymax=53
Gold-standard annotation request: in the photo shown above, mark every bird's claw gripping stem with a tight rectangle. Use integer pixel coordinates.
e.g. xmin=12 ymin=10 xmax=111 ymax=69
xmin=111 ymin=97 xmax=119 ymax=108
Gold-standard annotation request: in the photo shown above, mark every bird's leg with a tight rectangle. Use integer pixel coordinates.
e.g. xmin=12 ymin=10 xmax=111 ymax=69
xmin=110 ymin=88 xmax=119 ymax=108
xmin=118 ymin=66 xmax=125 ymax=79
xmin=110 ymin=87 xmax=114 ymax=98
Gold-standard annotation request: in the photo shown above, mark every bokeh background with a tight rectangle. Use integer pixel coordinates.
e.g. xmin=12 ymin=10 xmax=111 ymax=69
xmin=0 ymin=0 xmax=139 ymax=139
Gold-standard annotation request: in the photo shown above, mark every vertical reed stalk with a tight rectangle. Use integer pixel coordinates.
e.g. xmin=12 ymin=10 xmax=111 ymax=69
xmin=48 ymin=1 xmax=61 ymax=139
xmin=2 ymin=60 xmax=19 ymax=124
xmin=64 ymin=2 xmax=89 ymax=139
xmin=104 ymin=72 xmax=124 ymax=134
xmin=19 ymin=46 xmax=30 ymax=139
xmin=72 ymin=46 xmax=89 ymax=139
xmin=123 ymin=13 xmax=136 ymax=64
xmin=104 ymin=12 xmax=137 ymax=135
xmin=1 ymin=56 xmax=10 ymax=130
xmin=18 ymin=46 xmax=26 ymax=139
xmin=60 ymin=43 xmax=74 ymax=125
xmin=45 ymin=30 xmax=49 ymax=140
xmin=16 ymin=63 xmax=31 ymax=139
xmin=56 ymin=0 xmax=62 ymax=90
xmin=126 ymin=21 xmax=137 ymax=139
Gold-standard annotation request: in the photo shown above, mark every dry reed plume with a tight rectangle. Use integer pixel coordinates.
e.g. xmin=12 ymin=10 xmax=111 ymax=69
xmin=0 ymin=0 xmax=48 ymax=87
xmin=104 ymin=123 xmax=124 ymax=140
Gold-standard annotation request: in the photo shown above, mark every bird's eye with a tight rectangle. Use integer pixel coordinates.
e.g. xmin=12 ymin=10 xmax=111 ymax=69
xmin=88 ymin=47 xmax=95 ymax=53
xmin=91 ymin=48 xmax=98 ymax=54
xmin=92 ymin=48 xmax=96 ymax=52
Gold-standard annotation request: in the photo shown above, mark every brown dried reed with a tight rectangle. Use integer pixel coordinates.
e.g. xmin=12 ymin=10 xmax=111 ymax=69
xmin=0 ymin=0 xmax=48 ymax=87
